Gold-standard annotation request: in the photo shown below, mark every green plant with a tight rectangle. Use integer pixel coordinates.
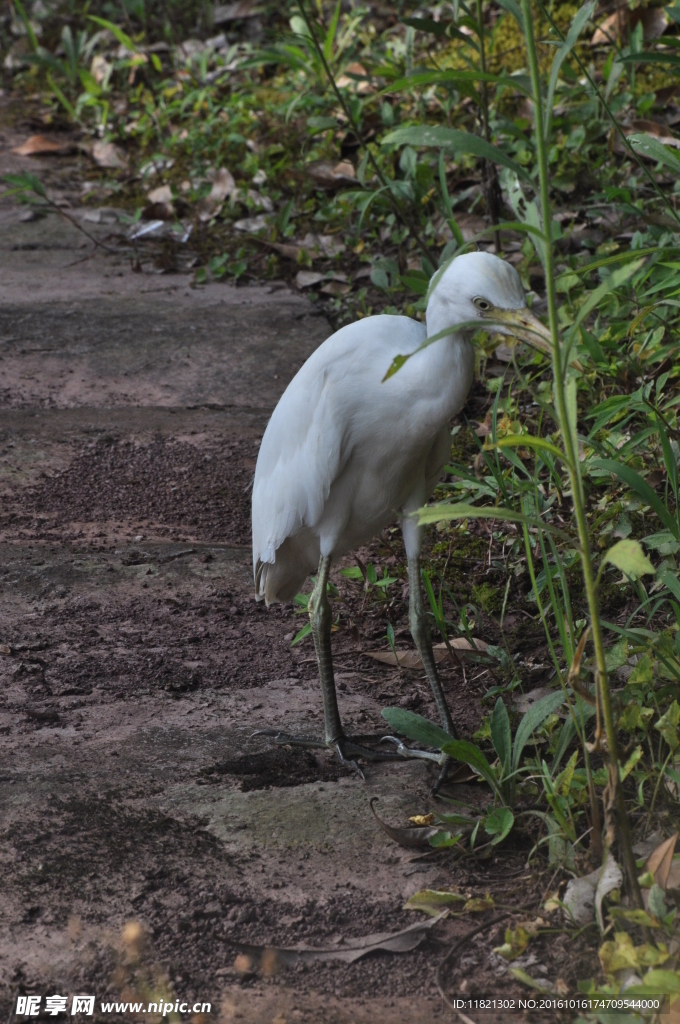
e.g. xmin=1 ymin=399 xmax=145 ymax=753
xmin=384 ymin=693 xmax=560 ymax=801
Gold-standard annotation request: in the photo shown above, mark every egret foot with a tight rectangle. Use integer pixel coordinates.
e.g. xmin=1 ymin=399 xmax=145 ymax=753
xmin=380 ymin=735 xmax=446 ymax=765
xmin=252 ymin=728 xmax=403 ymax=778
xmin=381 ymin=737 xmax=457 ymax=796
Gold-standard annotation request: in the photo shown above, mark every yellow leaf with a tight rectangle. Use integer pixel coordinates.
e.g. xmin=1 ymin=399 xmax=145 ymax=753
xmin=495 ymin=925 xmax=530 ymax=961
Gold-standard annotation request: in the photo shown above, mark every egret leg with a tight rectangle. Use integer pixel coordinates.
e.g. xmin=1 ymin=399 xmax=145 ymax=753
xmin=399 ymin=502 xmax=460 ymax=792
xmin=407 ymin=555 xmax=458 ymax=739
xmin=308 ymin=555 xmax=343 ymax=746
xmin=254 ymin=556 xmax=401 ymax=772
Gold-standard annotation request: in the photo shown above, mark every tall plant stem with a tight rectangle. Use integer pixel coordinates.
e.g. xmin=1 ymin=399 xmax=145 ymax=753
xmin=519 ymin=0 xmax=642 ymax=908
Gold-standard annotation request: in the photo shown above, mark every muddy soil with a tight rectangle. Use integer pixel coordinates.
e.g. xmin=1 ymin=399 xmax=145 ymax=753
xmin=0 ymin=106 xmax=576 ymax=1024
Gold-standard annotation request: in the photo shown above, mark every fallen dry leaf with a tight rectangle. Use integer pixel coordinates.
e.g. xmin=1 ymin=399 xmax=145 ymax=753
xmin=212 ymin=0 xmax=261 ymax=24
xmin=144 ymin=184 xmax=174 ymax=220
xmin=563 ymin=871 xmax=598 ymax=926
xmin=234 ymin=912 xmax=446 ymax=968
xmin=92 ymin=140 xmax=128 ymax=170
xmin=233 ymin=213 xmax=268 ymax=233
xmin=306 ymin=160 xmax=356 ymax=189
xmin=370 ymin=798 xmax=439 ymax=849
xmin=645 ymin=832 xmax=679 ymax=890
xmin=366 ymin=637 xmax=488 ymax=670
xmin=320 ymin=281 xmax=350 ymax=297
xmin=595 ymin=851 xmax=623 ymax=932
xmin=197 ymin=167 xmax=236 ymax=222
xmin=592 ymin=6 xmax=668 ymax=45
xmin=298 ymin=232 xmax=346 ymax=258
xmin=147 ymin=184 xmax=172 ymax=205
xmin=295 ymin=271 xmax=325 ymax=289
xmin=666 ymin=857 xmax=680 ymax=890
xmin=12 ymin=134 xmax=75 ymax=157
xmin=336 ymin=62 xmax=372 ymax=93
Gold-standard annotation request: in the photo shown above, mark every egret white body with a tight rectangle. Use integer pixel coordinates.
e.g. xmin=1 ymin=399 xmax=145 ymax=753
xmin=252 ymin=314 xmax=473 ymax=603
xmin=252 ymin=251 xmax=550 ymax=775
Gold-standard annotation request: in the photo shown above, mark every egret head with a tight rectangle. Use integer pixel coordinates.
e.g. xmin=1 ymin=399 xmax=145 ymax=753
xmin=426 ymin=250 xmax=552 ymax=356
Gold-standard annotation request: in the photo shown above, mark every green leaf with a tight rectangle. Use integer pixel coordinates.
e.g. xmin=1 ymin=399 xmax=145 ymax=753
xmin=552 ymin=700 xmax=596 ymax=770
xmin=642 ymin=532 xmax=680 ymax=555
xmin=339 ymin=566 xmax=364 ymax=579
xmin=564 ymin=259 xmax=646 ymax=343
xmin=648 ymin=884 xmax=668 ymax=921
xmin=484 ymin=806 xmax=514 ymax=844
xmin=628 ymin=133 xmax=680 ymax=176
xmin=381 ymin=127 xmax=533 ymax=184
xmin=588 ymin=460 xmax=680 ymax=538
xmin=512 ymin=691 xmax=565 ymax=772
xmin=416 ymin=502 xmax=572 ymax=542
xmin=490 ymin=698 xmax=512 ymax=777
xmin=494 ymin=434 xmax=566 ymax=462
xmin=323 ymin=0 xmax=341 ymax=64
xmin=660 ymin=569 xmax=680 ymax=604
xmin=381 ymin=708 xmax=453 ymax=749
xmin=87 ymin=15 xmax=137 ymax=51
xmin=2 ymin=171 xmax=47 ymax=198
xmin=495 ymin=925 xmax=530 ymax=960
xmin=307 ymin=115 xmax=339 ymax=131
xmin=399 ymin=273 xmax=429 ymax=295
xmin=428 ymin=830 xmax=463 ymax=849
xmin=565 ymin=377 xmax=579 ymax=459
xmin=12 ymin=0 xmax=39 ymax=51
xmin=290 ymin=621 xmax=312 ymax=646
xmin=629 ymin=654 xmax=655 ymax=686
xmin=626 ymin=969 xmax=680 ymax=996
xmin=384 ymin=69 xmax=532 ymax=97
xmin=441 ymin=739 xmax=503 ymax=800
xmin=655 ymin=700 xmax=680 ymax=752
xmin=371 ymin=266 xmax=389 ymax=291
xmin=403 ymin=889 xmax=466 ymax=916
xmin=620 ymin=702 xmax=653 ymax=731
xmin=621 ymin=744 xmax=643 ymax=780
xmin=508 ymin=967 xmax=549 ymax=991
xmin=617 ymin=52 xmax=680 ymax=67
xmin=602 ymin=539 xmax=655 ymax=578
xmin=605 ymin=637 xmax=628 ymax=672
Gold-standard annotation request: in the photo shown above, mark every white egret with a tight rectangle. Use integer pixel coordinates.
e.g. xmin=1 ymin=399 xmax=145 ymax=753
xmin=252 ymin=251 xmax=551 ymax=777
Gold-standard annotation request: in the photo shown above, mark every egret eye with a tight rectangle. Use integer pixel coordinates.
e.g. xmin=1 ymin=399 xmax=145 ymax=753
xmin=473 ymin=297 xmax=493 ymax=311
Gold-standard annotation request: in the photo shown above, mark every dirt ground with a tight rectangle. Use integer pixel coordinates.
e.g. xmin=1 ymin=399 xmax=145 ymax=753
xmin=0 ymin=104 xmax=588 ymax=1024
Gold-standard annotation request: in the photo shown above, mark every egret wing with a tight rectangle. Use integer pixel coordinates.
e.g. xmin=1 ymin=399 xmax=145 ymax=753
xmin=252 ymin=314 xmax=428 ymax=588
xmin=252 ymin=355 xmax=347 ymax=571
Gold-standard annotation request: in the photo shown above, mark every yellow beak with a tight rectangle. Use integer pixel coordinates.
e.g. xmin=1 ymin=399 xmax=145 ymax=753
xmin=490 ymin=307 xmax=554 ymax=357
